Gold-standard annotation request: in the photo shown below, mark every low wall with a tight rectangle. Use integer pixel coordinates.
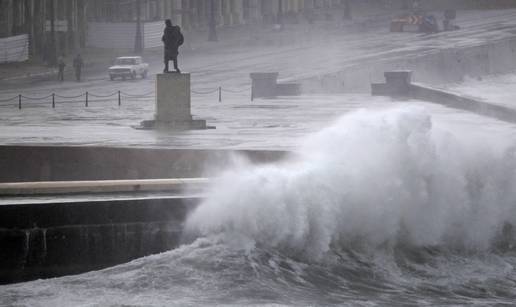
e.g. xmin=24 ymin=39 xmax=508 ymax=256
xmin=0 ymin=146 xmax=289 ymax=183
xmin=371 ymin=70 xmax=516 ymax=123
xmin=0 ymin=145 xmax=288 ymax=284
xmin=0 ymin=196 xmax=200 ymax=284
xmin=301 ymin=37 xmax=516 ymax=93
xmin=409 ymin=83 xmax=516 ymax=123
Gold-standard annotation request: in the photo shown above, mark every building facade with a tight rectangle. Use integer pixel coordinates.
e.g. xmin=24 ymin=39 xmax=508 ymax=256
xmin=85 ymin=0 xmax=338 ymax=30
xmin=0 ymin=0 xmax=86 ymax=64
xmin=83 ymin=0 xmax=343 ymax=50
xmin=2 ymin=0 xmax=516 ymax=63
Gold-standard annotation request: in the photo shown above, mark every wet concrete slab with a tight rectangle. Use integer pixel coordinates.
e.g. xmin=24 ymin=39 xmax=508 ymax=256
xmin=0 ymin=94 xmax=516 ymax=151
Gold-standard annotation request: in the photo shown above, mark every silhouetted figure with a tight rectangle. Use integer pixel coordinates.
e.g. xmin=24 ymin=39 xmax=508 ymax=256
xmin=57 ymin=54 xmax=66 ymax=81
xmin=162 ymin=19 xmax=184 ymax=73
xmin=73 ymin=54 xmax=84 ymax=82
xmin=443 ymin=9 xmax=459 ymax=31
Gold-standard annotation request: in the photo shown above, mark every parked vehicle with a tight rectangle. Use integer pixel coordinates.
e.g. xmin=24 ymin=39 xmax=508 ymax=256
xmin=390 ymin=14 xmax=423 ymax=32
xmin=390 ymin=13 xmax=439 ymax=33
xmin=108 ymin=56 xmax=149 ymax=80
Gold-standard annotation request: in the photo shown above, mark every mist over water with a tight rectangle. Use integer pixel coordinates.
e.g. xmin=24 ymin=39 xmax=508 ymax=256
xmin=3 ymin=106 xmax=516 ymax=306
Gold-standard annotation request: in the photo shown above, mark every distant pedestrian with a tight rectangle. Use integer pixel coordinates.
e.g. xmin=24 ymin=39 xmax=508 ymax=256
xmin=342 ymin=0 xmax=351 ymax=20
xmin=57 ymin=54 xmax=66 ymax=81
xmin=443 ymin=9 xmax=459 ymax=31
xmin=162 ymin=19 xmax=184 ymax=73
xmin=73 ymin=54 xmax=84 ymax=82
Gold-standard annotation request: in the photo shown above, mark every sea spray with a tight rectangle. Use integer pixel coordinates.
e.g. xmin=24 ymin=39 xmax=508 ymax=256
xmin=186 ymin=107 xmax=516 ymax=258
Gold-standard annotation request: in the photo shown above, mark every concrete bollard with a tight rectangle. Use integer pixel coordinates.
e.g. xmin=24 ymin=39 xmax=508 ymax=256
xmin=250 ymin=72 xmax=279 ymax=98
xmin=371 ymin=70 xmax=413 ymax=96
xmin=276 ymin=83 xmax=301 ymax=96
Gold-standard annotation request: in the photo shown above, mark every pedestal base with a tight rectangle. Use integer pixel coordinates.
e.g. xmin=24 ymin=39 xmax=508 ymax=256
xmin=156 ymin=73 xmax=192 ymax=122
xmin=135 ymin=72 xmax=213 ymax=130
xmin=136 ymin=119 xmax=212 ymax=130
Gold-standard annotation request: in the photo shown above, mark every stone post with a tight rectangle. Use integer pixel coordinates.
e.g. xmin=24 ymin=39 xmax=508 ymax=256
xmin=250 ymin=72 xmax=279 ymax=98
xmin=139 ymin=73 xmax=207 ymax=130
xmin=371 ymin=71 xmax=413 ymax=96
xmin=384 ymin=71 xmax=412 ymax=92
xmin=155 ymin=73 xmax=192 ymax=122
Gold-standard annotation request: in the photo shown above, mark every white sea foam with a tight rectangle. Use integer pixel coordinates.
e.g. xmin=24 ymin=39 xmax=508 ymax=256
xmin=186 ymin=106 xmax=516 ymax=259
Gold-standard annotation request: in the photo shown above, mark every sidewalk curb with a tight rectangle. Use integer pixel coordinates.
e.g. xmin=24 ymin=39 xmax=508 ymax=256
xmin=0 ymin=70 xmax=57 ymax=82
xmin=0 ymin=61 xmax=107 ymax=83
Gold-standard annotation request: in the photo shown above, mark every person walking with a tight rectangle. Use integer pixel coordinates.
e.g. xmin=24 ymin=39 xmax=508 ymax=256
xmin=73 ymin=54 xmax=84 ymax=82
xmin=57 ymin=54 xmax=66 ymax=81
xmin=162 ymin=19 xmax=184 ymax=73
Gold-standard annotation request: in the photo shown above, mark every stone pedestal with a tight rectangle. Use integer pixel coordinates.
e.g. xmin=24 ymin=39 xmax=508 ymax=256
xmin=138 ymin=73 xmax=208 ymax=130
xmin=371 ymin=70 xmax=413 ymax=96
xmin=156 ymin=73 xmax=192 ymax=122
xmin=385 ymin=71 xmax=412 ymax=87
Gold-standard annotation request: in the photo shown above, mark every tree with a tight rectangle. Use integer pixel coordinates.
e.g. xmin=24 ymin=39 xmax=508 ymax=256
xmin=208 ymin=0 xmax=218 ymax=41
xmin=134 ymin=0 xmax=143 ymax=53
xmin=49 ymin=0 xmax=57 ymax=65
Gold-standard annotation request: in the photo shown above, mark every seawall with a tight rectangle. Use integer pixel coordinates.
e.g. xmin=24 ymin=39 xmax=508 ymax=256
xmin=0 ymin=145 xmax=289 ymax=183
xmin=301 ymin=36 xmax=516 ymax=93
xmin=0 ymin=196 xmax=200 ymax=284
xmin=0 ymin=146 xmax=288 ymax=284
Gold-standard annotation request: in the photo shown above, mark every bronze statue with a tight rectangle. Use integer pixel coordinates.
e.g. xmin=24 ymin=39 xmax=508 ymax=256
xmin=162 ymin=19 xmax=184 ymax=73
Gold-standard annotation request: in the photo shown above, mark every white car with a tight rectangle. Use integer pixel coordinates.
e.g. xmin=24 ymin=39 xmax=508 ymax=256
xmin=109 ymin=56 xmax=149 ymax=80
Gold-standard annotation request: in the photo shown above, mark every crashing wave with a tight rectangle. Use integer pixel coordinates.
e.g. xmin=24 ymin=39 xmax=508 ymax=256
xmin=186 ymin=107 xmax=516 ymax=259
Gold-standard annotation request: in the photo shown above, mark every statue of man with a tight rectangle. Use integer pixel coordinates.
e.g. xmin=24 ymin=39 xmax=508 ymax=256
xmin=162 ymin=19 xmax=184 ymax=73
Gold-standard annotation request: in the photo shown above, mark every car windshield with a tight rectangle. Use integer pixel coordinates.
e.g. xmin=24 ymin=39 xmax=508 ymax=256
xmin=115 ymin=58 xmax=136 ymax=65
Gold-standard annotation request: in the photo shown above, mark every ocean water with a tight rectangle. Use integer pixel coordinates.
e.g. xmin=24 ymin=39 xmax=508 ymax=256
xmin=2 ymin=106 xmax=516 ymax=306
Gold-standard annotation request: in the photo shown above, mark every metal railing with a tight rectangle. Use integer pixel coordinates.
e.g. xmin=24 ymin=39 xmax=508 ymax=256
xmin=0 ymin=86 xmax=252 ymax=109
